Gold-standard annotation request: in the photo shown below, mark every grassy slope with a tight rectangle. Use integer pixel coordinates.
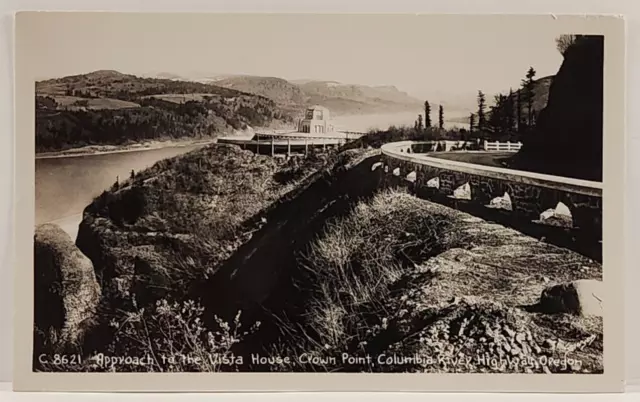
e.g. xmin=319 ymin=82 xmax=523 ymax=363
xmin=44 ymin=96 xmax=142 ymax=110
xmin=76 ymin=144 xmax=338 ymax=306
xmin=276 ymin=190 xmax=602 ymax=373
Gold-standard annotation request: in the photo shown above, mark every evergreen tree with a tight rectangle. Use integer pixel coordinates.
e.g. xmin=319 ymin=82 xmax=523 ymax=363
xmin=424 ymin=101 xmax=432 ymax=128
xmin=438 ymin=105 xmax=444 ymax=129
xmin=417 ymin=114 xmax=424 ymax=131
xmin=488 ymin=94 xmax=506 ymax=136
xmin=521 ymin=66 xmax=537 ymax=128
xmin=516 ymin=90 xmax=523 ymax=132
xmin=477 ymin=91 xmax=486 ymax=132
xmin=469 ymin=113 xmax=475 ymax=132
xmin=506 ymin=89 xmax=515 ymax=132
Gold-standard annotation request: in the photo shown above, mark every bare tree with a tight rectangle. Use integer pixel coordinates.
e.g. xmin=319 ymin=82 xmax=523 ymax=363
xmin=556 ymin=34 xmax=578 ymax=56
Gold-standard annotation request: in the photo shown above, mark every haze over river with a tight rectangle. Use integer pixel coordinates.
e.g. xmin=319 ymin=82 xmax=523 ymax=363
xmin=35 ymin=112 xmax=468 ymax=241
xmin=332 ymin=111 xmax=469 ymax=132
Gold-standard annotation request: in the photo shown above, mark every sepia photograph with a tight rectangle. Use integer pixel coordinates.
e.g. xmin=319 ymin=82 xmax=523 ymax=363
xmin=13 ymin=12 xmax=626 ymax=392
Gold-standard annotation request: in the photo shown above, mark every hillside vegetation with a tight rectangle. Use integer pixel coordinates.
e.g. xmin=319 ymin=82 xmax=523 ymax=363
xmin=35 ymin=70 xmax=295 ymax=152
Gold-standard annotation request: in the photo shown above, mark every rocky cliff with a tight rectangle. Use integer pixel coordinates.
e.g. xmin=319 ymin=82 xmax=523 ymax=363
xmin=34 ymin=224 xmax=101 ymax=356
xmin=513 ymin=35 xmax=604 ymax=181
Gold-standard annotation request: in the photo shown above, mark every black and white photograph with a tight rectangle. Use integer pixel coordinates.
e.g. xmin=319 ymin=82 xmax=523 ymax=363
xmin=13 ymin=12 xmax=626 ymax=392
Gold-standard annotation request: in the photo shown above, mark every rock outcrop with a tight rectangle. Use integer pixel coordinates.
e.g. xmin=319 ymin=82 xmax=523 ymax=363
xmin=539 ymin=279 xmax=603 ymax=317
xmin=34 ymin=223 xmax=101 ymax=352
xmin=74 ymin=145 xmax=370 ymax=315
xmin=513 ymin=35 xmax=604 ymax=181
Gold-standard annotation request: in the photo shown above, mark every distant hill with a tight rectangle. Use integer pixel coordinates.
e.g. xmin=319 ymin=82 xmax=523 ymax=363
xmin=35 ymin=70 xmax=295 ymax=153
xmin=299 ymin=81 xmax=423 ymax=115
xmin=517 ymin=75 xmax=554 ymax=118
xmin=212 ymin=75 xmax=423 ymax=116
xmin=36 ymin=70 xmax=248 ymax=99
xmin=213 ymin=76 xmax=307 ymax=107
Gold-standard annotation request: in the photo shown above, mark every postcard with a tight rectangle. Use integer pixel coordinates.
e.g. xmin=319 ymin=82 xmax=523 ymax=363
xmin=13 ymin=12 xmax=625 ymax=392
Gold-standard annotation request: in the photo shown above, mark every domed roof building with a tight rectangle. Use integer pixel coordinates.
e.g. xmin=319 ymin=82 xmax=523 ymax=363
xmin=297 ymin=105 xmax=335 ymax=134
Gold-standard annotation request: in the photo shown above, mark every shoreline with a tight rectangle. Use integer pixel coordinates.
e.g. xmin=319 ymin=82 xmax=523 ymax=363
xmin=35 ymin=138 xmax=218 ymax=160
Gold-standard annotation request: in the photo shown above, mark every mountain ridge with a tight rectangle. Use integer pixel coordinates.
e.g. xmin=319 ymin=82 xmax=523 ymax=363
xmin=140 ymin=72 xmax=424 ymax=116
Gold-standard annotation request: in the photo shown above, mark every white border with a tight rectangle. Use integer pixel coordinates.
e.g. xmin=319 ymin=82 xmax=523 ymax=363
xmin=0 ymin=0 xmax=638 ymax=398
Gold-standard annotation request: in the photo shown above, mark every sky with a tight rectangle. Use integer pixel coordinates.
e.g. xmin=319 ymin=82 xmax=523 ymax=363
xmin=19 ymin=13 xmax=570 ymax=111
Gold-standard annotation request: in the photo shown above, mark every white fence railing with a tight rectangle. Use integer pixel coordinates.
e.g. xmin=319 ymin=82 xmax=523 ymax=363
xmin=483 ymin=141 xmax=523 ymax=152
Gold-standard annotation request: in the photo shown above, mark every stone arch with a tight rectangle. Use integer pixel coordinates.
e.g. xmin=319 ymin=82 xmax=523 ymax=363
xmin=488 ymin=191 xmax=513 ymax=211
xmin=426 ymin=176 xmax=440 ymax=189
xmin=452 ymin=182 xmax=471 ymax=200
xmin=554 ymin=201 xmax=572 ymax=217
xmin=538 ymin=195 xmax=575 ymax=228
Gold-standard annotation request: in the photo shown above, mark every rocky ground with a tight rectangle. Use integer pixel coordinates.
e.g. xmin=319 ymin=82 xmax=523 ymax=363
xmin=281 ymin=190 xmax=603 ymax=373
xmin=32 ymin=146 xmax=603 ymax=373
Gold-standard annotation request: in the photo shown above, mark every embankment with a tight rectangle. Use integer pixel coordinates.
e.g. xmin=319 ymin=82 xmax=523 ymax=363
xmin=272 ymin=190 xmax=603 ymax=373
xmin=35 ymin=143 xmax=602 ymax=373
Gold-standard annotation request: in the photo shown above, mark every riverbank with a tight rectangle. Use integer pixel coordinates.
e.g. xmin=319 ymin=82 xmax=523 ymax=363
xmin=35 ymin=138 xmax=217 ymax=160
xmin=36 ymin=142 xmax=206 ymax=236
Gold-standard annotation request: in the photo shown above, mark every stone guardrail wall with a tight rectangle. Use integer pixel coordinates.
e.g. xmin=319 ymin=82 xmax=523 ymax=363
xmin=380 ymin=141 xmax=602 ymax=237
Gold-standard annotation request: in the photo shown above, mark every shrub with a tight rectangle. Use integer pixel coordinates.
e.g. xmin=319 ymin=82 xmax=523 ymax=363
xmin=36 ymin=298 xmax=260 ymax=372
xmin=275 ymin=190 xmax=462 ymax=371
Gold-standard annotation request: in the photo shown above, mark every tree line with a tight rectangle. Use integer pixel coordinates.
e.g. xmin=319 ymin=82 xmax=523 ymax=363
xmin=414 ymin=101 xmax=446 ymax=131
xmin=412 ymin=66 xmax=541 ymax=143
xmin=470 ymin=66 xmax=539 ymax=141
xmin=35 ymin=94 xmax=292 ymax=152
